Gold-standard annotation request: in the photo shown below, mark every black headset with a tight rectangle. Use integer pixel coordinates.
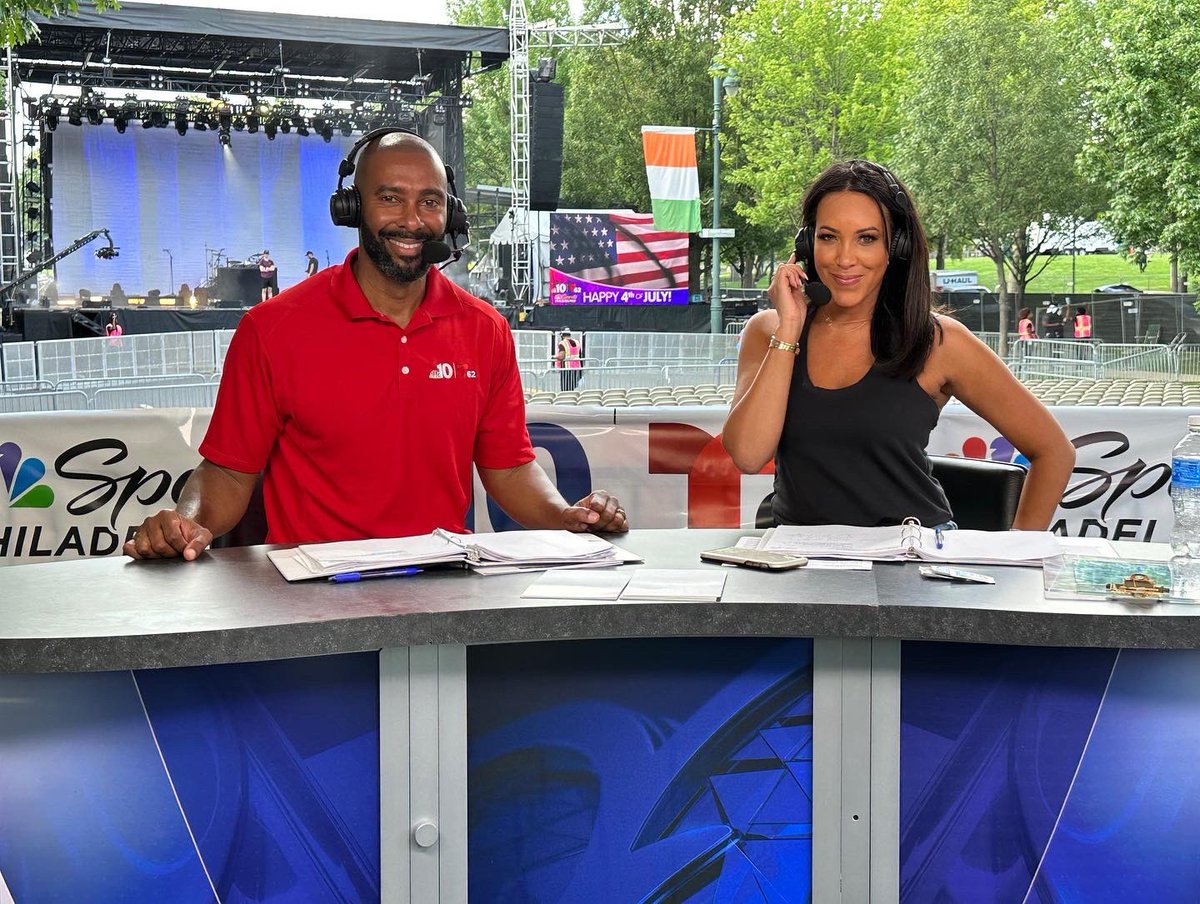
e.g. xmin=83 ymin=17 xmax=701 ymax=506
xmin=328 ymin=126 xmax=470 ymax=247
xmin=794 ymin=160 xmax=912 ymax=270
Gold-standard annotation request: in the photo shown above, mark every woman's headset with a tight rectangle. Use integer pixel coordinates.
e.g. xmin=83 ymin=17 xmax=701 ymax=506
xmin=328 ymin=126 xmax=470 ymax=250
xmin=793 ymin=160 xmax=912 ymax=269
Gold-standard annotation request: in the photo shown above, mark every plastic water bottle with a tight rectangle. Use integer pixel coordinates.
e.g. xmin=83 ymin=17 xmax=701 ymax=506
xmin=1170 ymin=416 xmax=1200 ymax=595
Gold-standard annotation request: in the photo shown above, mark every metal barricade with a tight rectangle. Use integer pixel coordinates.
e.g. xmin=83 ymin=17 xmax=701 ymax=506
xmin=56 ymin=373 xmax=211 ymax=400
xmin=1 ymin=342 xmax=37 ymax=382
xmin=663 ymin=363 xmax=738 ymax=387
xmin=724 ymin=319 xmax=750 ymax=335
xmin=0 ymin=391 xmax=89 ymax=414
xmin=602 ymin=356 xmax=711 ymax=367
xmin=520 ymin=369 xmax=560 ymax=394
xmin=574 ymin=365 xmax=666 ymax=391
xmin=91 ymin=382 xmax=218 ymax=410
xmin=215 ymin=330 xmax=237 ymax=370
xmin=35 ymin=331 xmax=214 ymax=383
xmin=1176 ymin=345 xmax=1200 ymax=383
xmin=1095 ymin=342 xmax=1180 ymax=380
xmin=514 ymin=330 xmax=555 ymax=372
xmin=1008 ymin=339 xmax=1102 ymax=379
xmin=0 ymin=379 xmax=54 ymax=394
xmin=582 ymin=331 xmax=738 ymax=365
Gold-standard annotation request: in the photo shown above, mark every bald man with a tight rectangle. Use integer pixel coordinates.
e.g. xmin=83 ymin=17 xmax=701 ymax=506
xmin=127 ymin=132 xmax=627 ymax=559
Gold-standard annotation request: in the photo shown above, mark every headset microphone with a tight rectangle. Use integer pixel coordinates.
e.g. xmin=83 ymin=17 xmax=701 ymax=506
xmin=804 ymin=279 xmax=832 ymax=307
xmin=420 ymin=240 xmax=454 ymax=265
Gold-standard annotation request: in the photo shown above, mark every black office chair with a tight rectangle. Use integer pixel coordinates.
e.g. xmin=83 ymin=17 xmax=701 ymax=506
xmin=754 ymin=455 xmax=1028 ymax=531
xmin=928 ymin=455 xmax=1027 ymax=531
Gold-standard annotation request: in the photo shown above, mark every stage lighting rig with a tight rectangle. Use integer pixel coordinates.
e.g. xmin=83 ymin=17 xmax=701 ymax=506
xmin=23 ymin=133 xmax=37 ymax=146
xmin=247 ymin=113 xmax=260 ymax=133
xmin=85 ymin=101 xmax=104 ymax=125
xmin=67 ymin=103 xmax=82 ymax=127
xmin=219 ymin=129 xmax=231 ymax=147
xmin=43 ymin=100 xmax=61 ymax=131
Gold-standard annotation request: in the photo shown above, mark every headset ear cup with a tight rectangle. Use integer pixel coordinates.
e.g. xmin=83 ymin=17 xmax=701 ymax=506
xmin=794 ymin=226 xmax=812 ymax=266
xmin=890 ymin=228 xmax=911 ymax=262
xmin=329 ymin=187 xmax=361 ymax=229
xmin=447 ymin=197 xmax=470 ymax=243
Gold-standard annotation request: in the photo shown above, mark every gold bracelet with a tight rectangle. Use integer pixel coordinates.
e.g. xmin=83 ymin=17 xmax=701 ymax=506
xmin=768 ymin=335 xmax=800 ymax=355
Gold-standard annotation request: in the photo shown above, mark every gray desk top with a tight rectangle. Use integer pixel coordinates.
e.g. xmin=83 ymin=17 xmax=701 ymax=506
xmin=1 ymin=529 xmax=1197 ymax=673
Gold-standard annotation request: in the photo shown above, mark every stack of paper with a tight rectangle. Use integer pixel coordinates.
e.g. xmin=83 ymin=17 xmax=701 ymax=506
xmin=267 ymin=529 xmax=638 ymax=582
xmin=619 ymin=569 xmax=727 ymax=602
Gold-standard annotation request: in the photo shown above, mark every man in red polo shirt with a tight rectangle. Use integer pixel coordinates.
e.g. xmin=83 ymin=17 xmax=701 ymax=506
xmin=125 ymin=132 xmax=628 ymax=559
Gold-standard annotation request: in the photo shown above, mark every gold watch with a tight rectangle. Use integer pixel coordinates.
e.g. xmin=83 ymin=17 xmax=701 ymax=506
xmin=768 ymin=335 xmax=800 ymax=354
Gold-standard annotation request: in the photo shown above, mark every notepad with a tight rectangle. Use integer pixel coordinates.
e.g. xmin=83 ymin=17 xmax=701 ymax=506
xmin=267 ymin=529 xmax=630 ymax=581
xmin=760 ymin=520 xmax=1060 ymax=566
xmin=619 ymin=569 xmax=727 ymax=602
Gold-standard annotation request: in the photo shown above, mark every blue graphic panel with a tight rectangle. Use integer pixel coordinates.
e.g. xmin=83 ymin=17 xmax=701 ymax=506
xmin=468 ymin=638 xmax=814 ymax=903
xmin=0 ymin=652 xmax=379 ymax=903
xmin=0 ymin=670 xmax=217 ymax=902
xmin=1027 ymin=649 xmax=1200 ymax=902
xmin=900 ymin=642 xmax=1117 ymax=903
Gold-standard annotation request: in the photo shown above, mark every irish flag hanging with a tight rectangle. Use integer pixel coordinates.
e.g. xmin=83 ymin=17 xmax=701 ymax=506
xmin=641 ymin=126 xmax=702 ymax=233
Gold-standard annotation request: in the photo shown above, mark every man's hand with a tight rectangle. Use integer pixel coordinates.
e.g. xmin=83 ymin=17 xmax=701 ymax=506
xmin=562 ymin=491 xmax=629 ymax=533
xmin=123 ymin=510 xmax=213 ymax=561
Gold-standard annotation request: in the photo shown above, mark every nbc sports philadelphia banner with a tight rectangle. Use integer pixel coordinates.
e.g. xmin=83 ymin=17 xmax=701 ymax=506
xmin=641 ymin=127 xmax=702 ymax=234
xmin=0 ymin=406 xmax=1187 ymax=565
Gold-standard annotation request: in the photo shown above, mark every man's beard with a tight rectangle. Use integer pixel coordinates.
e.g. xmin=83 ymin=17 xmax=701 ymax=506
xmin=360 ymin=226 xmax=434 ymax=285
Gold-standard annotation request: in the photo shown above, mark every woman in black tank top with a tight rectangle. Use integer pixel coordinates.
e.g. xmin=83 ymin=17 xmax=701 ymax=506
xmin=721 ymin=160 xmax=1075 ymax=530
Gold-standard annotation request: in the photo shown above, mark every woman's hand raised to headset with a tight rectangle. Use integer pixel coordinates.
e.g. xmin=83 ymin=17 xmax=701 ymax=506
xmin=767 ymin=253 xmax=810 ymax=339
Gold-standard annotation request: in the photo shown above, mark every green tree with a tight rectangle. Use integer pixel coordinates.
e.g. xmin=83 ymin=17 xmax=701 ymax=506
xmin=896 ymin=0 xmax=1094 ymax=355
xmin=1077 ymin=0 xmax=1200 ymax=292
xmin=3 ymin=0 xmax=117 ymax=48
xmin=719 ymin=0 xmax=910 ymax=233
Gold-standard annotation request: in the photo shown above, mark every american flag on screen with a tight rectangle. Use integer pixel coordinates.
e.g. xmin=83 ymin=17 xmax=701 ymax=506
xmin=549 ymin=211 xmax=690 ymax=289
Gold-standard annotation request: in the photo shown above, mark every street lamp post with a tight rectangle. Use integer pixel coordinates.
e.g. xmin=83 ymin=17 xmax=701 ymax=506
xmin=710 ymin=66 xmax=738 ymax=335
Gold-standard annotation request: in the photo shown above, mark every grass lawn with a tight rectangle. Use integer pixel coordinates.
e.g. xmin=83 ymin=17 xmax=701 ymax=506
xmin=938 ymin=252 xmax=1176 ymax=294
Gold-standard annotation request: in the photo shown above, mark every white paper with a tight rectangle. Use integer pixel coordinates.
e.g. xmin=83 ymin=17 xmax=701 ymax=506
xmin=619 ymin=568 xmax=727 ymax=602
xmin=521 ymin=570 xmax=633 ymax=600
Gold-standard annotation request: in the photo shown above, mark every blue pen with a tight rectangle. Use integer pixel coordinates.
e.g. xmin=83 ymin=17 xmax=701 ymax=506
xmin=329 ymin=567 xmax=423 ymax=584
xmin=934 ymin=527 xmax=945 ymax=550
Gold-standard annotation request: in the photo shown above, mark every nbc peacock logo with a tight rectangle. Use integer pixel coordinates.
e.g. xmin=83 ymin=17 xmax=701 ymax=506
xmin=0 ymin=441 xmax=55 ymax=508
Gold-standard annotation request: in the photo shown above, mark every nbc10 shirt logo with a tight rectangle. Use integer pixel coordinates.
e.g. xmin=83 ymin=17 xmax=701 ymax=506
xmin=0 ymin=438 xmax=192 ymax=560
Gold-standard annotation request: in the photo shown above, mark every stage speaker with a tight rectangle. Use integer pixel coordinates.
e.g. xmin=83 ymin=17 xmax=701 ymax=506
xmin=529 ymin=81 xmax=565 ymax=211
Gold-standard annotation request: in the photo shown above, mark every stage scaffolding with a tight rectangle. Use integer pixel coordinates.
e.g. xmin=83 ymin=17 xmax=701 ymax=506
xmin=1 ymin=50 xmax=20 ymax=288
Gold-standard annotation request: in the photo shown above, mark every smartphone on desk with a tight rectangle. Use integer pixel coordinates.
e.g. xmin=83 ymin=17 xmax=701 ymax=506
xmin=700 ymin=547 xmax=809 ymax=570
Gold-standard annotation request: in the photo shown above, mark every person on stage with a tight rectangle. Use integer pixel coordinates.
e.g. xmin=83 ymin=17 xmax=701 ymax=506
xmin=305 ymin=250 xmax=319 ymax=278
xmin=125 ymin=131 xmax=628 ymax=560
xmin=258 ymin=250 xmax=278 ymax=301
xmin=721 ymin=159 xmax=1074 ymax=530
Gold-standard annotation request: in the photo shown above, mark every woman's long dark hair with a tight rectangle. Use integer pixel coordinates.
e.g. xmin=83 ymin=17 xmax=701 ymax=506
xmin=800 ymin=160 xmax=937 ymax=380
